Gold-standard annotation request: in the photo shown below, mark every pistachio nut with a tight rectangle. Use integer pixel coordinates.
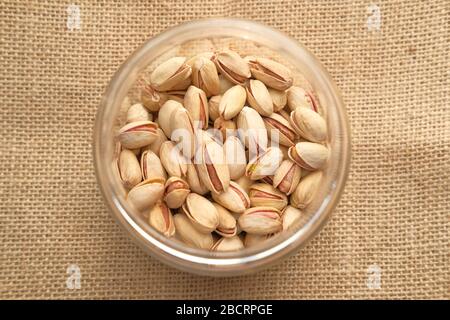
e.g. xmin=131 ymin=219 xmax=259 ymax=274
xmin=141 ymin=128 xmax=168 ymax=156
xmin=236 ymin=106 xmax=268 ymax=156
xmin=247 ymin=57 xmax=293 ymax=90
xmin=249 ymin=183 xmax=288 ymax=211
xmin=191 ymin=57 xmax=220 ymax=97
xmin=278 ymin=144 xmax=290 ymax=160
xmin=219 ymin=85 xmax=247 ymax=120
xmin=261 ymin=175 xmax=274 ymax=185
xmin=273 ymin=159 xmax=301 ymax=195
xmin=185 ymin=52 xmax=214 ymax=67
xmin=208 ymin=95 xmax=221 ymax=122
xmin=238 ymin=206 xmax=282 ymax=235
xmin=211 ymin=181 xmax=250 ymax=214
xmin=173 ymin=214 xmax=213 ymax=249
xmin=157 ymin=100 xmax=183 ymax=138
xmin=170 ymin=106 xmax=196 ymax=158
xmin=244 ymin=233 xmax=273 ymax=248
xmin=118 ymin=120 xmax=158 ymax=149
xmin=139 ymin=80 xmax=164 ymax=112
xmin=126 ymin=103 xmax=151 ymax=123
xmin=290 ymin=106 xmax=327 ymax=142
xmin=278 ymin=108 xmax=291 ymax=122
xmin=161 ymin=90 xmax=186 ymax=104
xmin=195 ymin=138 xmax=230 ymax=194
xmin=282 ymin=206 xmax=302 ymax=231
xmin=186 ymin=162 xmax=209 ymax=195
xmin=246 ymin=147 xmax=284 ymax=180
xmin=246 ymin=79 xmax=273 ymax=116
xmin=164 ymin=177 xmax=190 ymax=209
xmin=214 ymin=117 xmax=237 ymax=142
xmin=235 ymin=175 xmax=253 ymax=195
xmin=223 ymin=136 xmax=247 ymax=180
xmin=159 ymin=141 xmax=188 ymax=178
xmin=213 ymin=203 xmax=237 ymax=238
xmin=288 ymin=142 xmax=329 ymax=170
xmin=118 ymin=148 xmax=142 ymax=189
xmin=211 ymin=235 xmax=244 ymax=251
xmin=219 ymin=74 xmax=234 ymax=94
xmin=268 ymin=88 xmax=287 ymax=112
xmin=169 ymin=76 xmax=191 ymax=91
xmin=263 ymin=112 xmax=297 ymax=147
xmin=127 ymin=178 xmax=165 ymax=211
xmin=150 ymin=57 xmax=192 ymax=91
xmin=181 ymin=193 xmax=219 ymax=233
xmin=149 ymin=201 xmax=175 ymax=237
xmin=184 ymin=86 xmax=209 ymax=130
xmin=290 ymin=171 xmax=322 ymax=209
xmin=287 ymin=86 xmax=318 ymax=112
xmin=213 ymin=50 xmax=251 ymax=85
xmin=140 ymin=149 xmax=167 ymax=181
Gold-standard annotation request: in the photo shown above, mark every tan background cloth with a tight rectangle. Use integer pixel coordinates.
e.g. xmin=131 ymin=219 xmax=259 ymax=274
xmin=0 ymin=1 xmax=448 ymax=299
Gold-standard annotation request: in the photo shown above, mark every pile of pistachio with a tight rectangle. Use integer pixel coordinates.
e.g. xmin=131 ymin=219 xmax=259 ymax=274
xmin=115 ymin=49 xmax=329 ymax=251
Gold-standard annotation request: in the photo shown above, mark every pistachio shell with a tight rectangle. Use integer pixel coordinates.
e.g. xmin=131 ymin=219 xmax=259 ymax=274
xmin=214 ymin=117 xmax=237 ymax=142
xmin=127 ymin=103 xmax=151 ymax=123
xmin=182 ymin=193 xmax=219 ymax=233
xmin=149 ymin=201 xmax=175 ymax=237
xmin=249 ymin=183 xmax=288 ymax=211
xmin=223 ymin=136 xmax=247 ymax=180
xmin=208 ymin=95 xmax=222 ymax=122
xmin=150 ymin=57 xmax=192 ymax=91
xmin=235 ymin=175 xmax=253 ymax=195
xmin=219 ymin=74 xmax=234 ymax=94
xmin=158 ymin=100 xmax=183 ymax=138
xmin=246 ymin=79 xmax=273 ymax=116
xmin=118 ymin=149 xmax=142 ymax=189
xmin=211 ymin=181 xmax=250 ymax=214
xmin=263 ymin=112 xmax=297 ymax=147
xmin=184 ymin=86 xmax=209 ymax=130
xmin=268 ymin=88 xmax=287 ymax=112
xmin=141 ymin=128 xmax=168 ymax=156
xmin=118 ymin=120 xmax=158 ymax=149
xmin=159 ymin=141 xmax=188 ymax=177
xmin=248 ymin=57 xmax=293 ymax=90
xmin=127 ymin=178 xmax=165 ymax=211
xmin=236 ymin=106 xmax=268 ymax=157
xmin=192 ymin=57 xmax=220 ymax=97
xmin=273 ymin=159 xmax=301 ymax=195
xmin=290 ymin=106 xmax=327 ymax=142
xmin=185 ymin=162 xmax=209 ymax=195
xmin=282 ymin=206 xmax=302 ymax=230
xmin=163 ymin=177 xmax=190 ymax=209
xmin=290 ymin=171 xmax=323 ymax=209
xmin=287 ymin=86 xmax=318 ymax=112
xmin=244 ymin=233 xmax=273 ymax=248
xmin=140 ymin=150 xmax=167 ymax=181
xmin=219 ymin=85 xmax=247 ymax=120
xmin=211 ymin=235 xmax=244 ymax=251
xmin=213 ymin=50 xmax=251 ymax=85
xmin=246 ymin=147 xmax=284 ymax=180
xmin=173 ymin=214 xmax=213 ymax=249
xmin=288 ymin=142 xmax=329 ymax=170
xmin=238 ymin=206 xmax=282 ymax=235
xmin=140 ymin=82 xmax=164 ymax=112
xmin=213 ymin=203 xmax=237 ymax=238
xmin=170 ymin=107 xmax=196 ymax=158
xmin=186 ymin=52 xmax=214 ymax=67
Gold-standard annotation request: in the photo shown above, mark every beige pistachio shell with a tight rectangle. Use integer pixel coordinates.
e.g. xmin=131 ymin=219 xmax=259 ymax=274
xmin=211 ymin=181 xmax=250 ymax=214
xmin=184 ymin=85 xmax=209 ymax=130
xmin=278 ymin=108 xmax=291 ymax=122
xmin=246 ymin=79 xmax=273 ymax=116
xmin=249 ymin=183 xmax=288 ymax=211
xmin=182 ymin=193 xmax=219 ymax=233
xmin=235 ymin=175 xmax=253 ymax=195
xmin=212 ymin=235 xmax=244 ymax=251
xmin=163 ymin=177 xmax=190 ymax=209
xmin=268 ymin=88 xmax=287 ymax=112
xmin=173 ymin=214 xmax=213 ymax=249
xmin=186 ymin=162 xmax=209 ymax=195
xmin=127 ymin=178 xmax=165 ymax=211
xmin=159 ymin=141 xmax=188 ymax=177
xmin=213 ymin=203 xmax=237 ymax=238
xmin=223 ymin=136 xmax=247 ymax=180
xmin=246 ymin=147 xmax=284 ymax=180
xmin=290 ymin=171 xmax=323 ymax=209
xmin=149 ymin=201 xmax=175 ymax=237
xmin=290 ymin=107 xmax=327 ymax=142
xmin=208 ymin=95 xmax=221 ymax=122
xmin=236 ymin=106 xmax=268 ymax=156
xmin=273 ymin=159 xmax=301 ymax=195
xmin=214 ymin=117 xmax=237 ymax=142
xmin=287 ymin=86 xmax=317 ymax=112
xmin=288 ymin=142 xmax=329 ymax=170
xmin=282 ymin=206 xmax=302 ymax=231
xmin=150 ymin=57 xmax=192 ymax=91
xmin=186 ymin=52 xmax=214 ymax=67
xmin=141 ymin=128 xmax=168 ymax=156
xmin=247 ymin=57 xmax=293 ymax=90
xmin=244 ymin=233 xmax=273 ymax=248
xmin=219 ymin=85 xmax=247 ymax=120
xmin=238 ymin=206 xmax=282 ymax=235
xmin=140 ymin=82 xmax=164 ymax=112
xmin=219 ymin=74 xmax=234 ymax=94
xmin=213 ymin=50 xmax=251 ymax=85
xmin=170 ymin=107 xmax=196 ymax=158
xmin=192 ymin=57 xmax=220 ymax=97
xmin=140 ymin=150 xmax=167 ymax=181
xmin=158 ymin=100 xmax=183 ymax=138
xmin=118 ymin=120 xmax=158 ymax=149
xmin=263 ymin=112 xmax=297 ymax=147
xmin=126 ymin=103 xmax=151 ymax=123
xmin=118 ymin=148 xmax=142 ymax=189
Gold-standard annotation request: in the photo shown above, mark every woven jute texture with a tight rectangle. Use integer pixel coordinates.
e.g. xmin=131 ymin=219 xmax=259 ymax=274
xmin=1 ymin=1 xmax=448 ymax=299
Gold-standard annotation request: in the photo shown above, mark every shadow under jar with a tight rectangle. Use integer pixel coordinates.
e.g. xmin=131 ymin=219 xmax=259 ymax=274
xmin=93 ymin=18 xmax=350 ymax=276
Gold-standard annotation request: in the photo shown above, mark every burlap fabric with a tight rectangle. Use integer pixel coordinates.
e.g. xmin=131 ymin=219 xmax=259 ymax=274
xmin=0 ymin=1 xmax=448 ymax=299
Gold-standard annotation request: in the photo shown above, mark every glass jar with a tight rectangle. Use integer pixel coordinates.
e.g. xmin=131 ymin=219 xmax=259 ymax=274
xmin=93 ymin=18 xmax=350 ymax=276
